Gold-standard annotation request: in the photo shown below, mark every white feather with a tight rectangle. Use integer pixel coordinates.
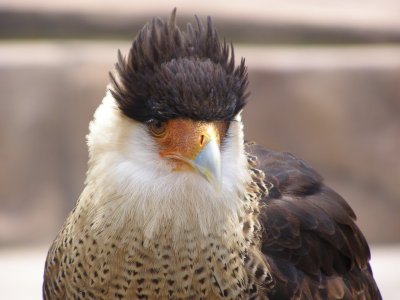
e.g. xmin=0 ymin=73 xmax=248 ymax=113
xmin=81 ymin=90 xmax=250 ymax=245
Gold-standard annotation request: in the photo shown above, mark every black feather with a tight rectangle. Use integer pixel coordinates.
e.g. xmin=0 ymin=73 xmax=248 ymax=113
xmin=109 ymin=8 xmax=248 ymax=122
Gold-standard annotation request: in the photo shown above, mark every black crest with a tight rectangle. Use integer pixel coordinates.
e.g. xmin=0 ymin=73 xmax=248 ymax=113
xmin=109 ymin=9 xmax=249 ymax=122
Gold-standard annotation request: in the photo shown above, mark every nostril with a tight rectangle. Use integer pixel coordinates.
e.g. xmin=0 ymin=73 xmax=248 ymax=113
xmin=200 ymin=135 xmax=205 ymax=146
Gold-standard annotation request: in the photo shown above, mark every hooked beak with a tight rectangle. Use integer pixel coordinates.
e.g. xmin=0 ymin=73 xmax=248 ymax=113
xmin=157 ymin=119 xmax=225 ymax=193
xmin=191 ymin=136 xmax=222 ymax=193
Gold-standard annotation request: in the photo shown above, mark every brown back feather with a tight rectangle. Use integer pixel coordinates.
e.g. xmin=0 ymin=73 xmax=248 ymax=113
xmin=245 ymin=142 xmax=382 ymax=300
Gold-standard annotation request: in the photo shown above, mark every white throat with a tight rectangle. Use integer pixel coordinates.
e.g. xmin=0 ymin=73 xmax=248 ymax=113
xmin=80 ymin=92 xmax=250 ymax=243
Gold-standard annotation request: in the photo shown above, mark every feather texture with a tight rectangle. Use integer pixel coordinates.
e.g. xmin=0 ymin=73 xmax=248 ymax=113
xmin=43 ymin=10 xmax=381 ymax=300
xmin=245 ymin=142 xmax=382 ymax=299
xmin=109 ymin=9 xmax=248 ymax=122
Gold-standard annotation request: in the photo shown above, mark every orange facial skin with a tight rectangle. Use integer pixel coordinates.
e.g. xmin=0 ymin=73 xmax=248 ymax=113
xmin=148 ymin=119 xmax=228 ymax=171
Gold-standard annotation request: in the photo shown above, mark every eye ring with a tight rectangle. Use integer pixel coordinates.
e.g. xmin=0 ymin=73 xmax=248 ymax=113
xmin=148 ymin=119 xmax=167 ymax=137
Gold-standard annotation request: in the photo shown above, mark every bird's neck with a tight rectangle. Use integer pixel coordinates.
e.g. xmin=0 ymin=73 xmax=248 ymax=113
xmin=79 ymin=167 xmax=247 ymax=246
xmin=73 ymin=168 xmax=253 ymax=299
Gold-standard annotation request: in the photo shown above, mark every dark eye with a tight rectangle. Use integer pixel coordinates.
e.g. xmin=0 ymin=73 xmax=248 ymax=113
xmin=148 ymin=119 xmax=167 ymax=137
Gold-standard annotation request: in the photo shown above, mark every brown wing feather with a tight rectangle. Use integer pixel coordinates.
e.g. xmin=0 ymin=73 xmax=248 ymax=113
xmin=245 ymin=142 xmax=382 ymax=300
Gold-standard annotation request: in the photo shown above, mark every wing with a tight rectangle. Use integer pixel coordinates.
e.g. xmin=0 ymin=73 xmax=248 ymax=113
xmin=245 ymin=142 xmax=382 ymax=300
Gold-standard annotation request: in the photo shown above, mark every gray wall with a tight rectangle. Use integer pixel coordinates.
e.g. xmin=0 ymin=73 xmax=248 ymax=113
xmin=1 ymin=42 xmax=399 ymax=246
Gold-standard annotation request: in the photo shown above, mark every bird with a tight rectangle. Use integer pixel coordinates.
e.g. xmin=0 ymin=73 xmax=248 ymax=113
xmin=43 ymin=9 xmax=382 ymax=300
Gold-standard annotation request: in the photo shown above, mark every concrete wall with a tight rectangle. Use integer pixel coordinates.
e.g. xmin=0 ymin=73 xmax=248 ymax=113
xmin=1 ymin=42 xmax=399 ymax=246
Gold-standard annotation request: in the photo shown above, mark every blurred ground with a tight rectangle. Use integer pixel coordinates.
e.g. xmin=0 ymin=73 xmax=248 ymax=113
xmin=0 ymin=0 xmax=399 ymax=298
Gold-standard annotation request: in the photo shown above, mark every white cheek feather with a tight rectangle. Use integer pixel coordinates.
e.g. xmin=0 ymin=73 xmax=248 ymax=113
xmin=82 ymin=91 xmax=250 ymax=243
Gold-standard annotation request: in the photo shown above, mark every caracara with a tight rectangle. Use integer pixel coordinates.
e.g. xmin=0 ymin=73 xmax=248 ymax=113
xmin=43 ymin=10 xmax=382 ymax=300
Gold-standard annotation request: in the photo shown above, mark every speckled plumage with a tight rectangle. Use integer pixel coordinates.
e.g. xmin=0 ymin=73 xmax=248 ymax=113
xmin=43 ymin=10 xmax=381 ymax=300
xmin=43 ymin=138 xmax=268 ymax=299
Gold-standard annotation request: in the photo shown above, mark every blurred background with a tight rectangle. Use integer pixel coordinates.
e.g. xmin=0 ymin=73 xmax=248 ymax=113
xmin=0 ymin=0 xmax=399 ymax=299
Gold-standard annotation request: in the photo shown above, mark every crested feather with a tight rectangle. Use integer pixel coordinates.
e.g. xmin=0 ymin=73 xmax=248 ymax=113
xmin=109 ymin=9 xmax=248 ymax=122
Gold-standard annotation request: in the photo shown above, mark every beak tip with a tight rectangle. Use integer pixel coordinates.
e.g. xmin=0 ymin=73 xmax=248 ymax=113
xmin=193 ymin=139 xmax=222 ymax=193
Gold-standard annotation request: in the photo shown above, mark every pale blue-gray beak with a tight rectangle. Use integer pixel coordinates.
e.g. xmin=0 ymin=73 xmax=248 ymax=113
xmin=192 ymin=138 xmax=222 ymax=193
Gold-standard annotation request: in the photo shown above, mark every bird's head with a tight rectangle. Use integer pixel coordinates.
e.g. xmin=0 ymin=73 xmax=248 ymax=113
xmin=85 ymin=9 xmax=250 ymax=237
xmin=86 ymin=9 xmax=249 ymax=217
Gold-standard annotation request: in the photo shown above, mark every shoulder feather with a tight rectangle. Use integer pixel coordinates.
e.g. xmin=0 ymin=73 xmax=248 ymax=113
xmin=245 ymin=142 xmax=381 ymax=300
